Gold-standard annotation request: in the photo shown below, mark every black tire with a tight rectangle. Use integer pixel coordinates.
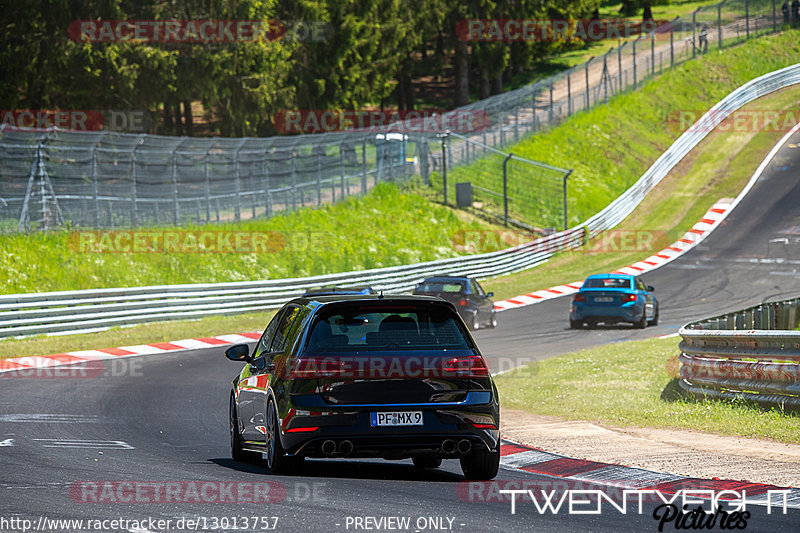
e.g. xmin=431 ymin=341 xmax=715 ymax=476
xmin=489 ymin=311 xmax=497 ymax=328
xmin=412 ymin=457 xmax=443 ymax=469
xmin=230 ymin=394 xmax=259 ymax=463
xmin=265 ymin=400 xmax=303 ymax=474
xmin=471 ymin=312 xmax=480 ymax=331
xmin=460 ymin=442 xmax=500 ymax=480
xmin=569 ymin=318 xmax=581 ymax=329
xmin=648 ymin=305 xmax=659 ymax=326
xmin=635 ymin=311 xmax=647 ymax=329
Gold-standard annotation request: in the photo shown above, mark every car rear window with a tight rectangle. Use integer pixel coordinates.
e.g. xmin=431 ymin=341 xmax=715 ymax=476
xmin=304 ymin=304 xmax=474 ymax=352
xmin=583 ymin=278 xmax=632 ymax=289
xmin=415 ymin=282 xmax=465 ymax=293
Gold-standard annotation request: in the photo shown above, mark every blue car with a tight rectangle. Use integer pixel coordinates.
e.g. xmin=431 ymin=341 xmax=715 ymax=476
xmin=569 ymin=274 xmax=659 ymax=329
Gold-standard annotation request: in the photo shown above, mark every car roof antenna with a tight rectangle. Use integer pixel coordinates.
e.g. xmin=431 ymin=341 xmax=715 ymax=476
xmin=378 ymin=290 xmax=384 ymax=299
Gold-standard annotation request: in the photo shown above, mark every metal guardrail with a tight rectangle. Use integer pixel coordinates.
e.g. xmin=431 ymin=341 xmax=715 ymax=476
xmin=580 ymin=62 xmax=800 ymax=238
xmin=679 ymin=297 xmax=800 ymax=409
xmin=4 ymin=62 xmax=800 ymax=339
xmin=0 ymin=228 xmax=585 ymax=338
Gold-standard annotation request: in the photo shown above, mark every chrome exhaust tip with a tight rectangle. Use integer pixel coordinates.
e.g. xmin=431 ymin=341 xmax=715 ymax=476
xmin=321 ymin=440 xmax=337 ymax=456
xmin=441 ymin=439 xmax=456 ymax=454
xmin=457 ymin=439 xmax=472 ymax=454
xmin=339 ymin=440 xmax=354 ymax=456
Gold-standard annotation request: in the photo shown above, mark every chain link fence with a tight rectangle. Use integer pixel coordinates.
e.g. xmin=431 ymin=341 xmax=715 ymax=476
xmin=0 ymin=0 xmax=783 ymax=232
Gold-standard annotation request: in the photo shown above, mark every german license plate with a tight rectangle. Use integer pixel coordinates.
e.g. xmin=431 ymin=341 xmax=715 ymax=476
xmin=594 ymin=296 xmax=613 ymax=303
xmin=370 ymin=411 xmax=423 ymax=427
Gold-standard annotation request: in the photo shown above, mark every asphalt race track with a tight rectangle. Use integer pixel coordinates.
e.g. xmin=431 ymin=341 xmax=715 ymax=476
xmin=2 ymin=131 xmax=800 ymax=532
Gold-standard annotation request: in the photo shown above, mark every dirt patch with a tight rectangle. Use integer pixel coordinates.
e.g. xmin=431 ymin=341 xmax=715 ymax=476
xmin=501 ymin=409 xmax=800 ymax=487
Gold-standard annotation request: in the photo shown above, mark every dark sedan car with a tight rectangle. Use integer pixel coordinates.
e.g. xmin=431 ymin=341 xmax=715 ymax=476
xmin=226 ymin=295 xmax=501 ymax=479
xmin=412 ymin=276 xmax=496 ymax=330
xmin=569 ymin=273 xmax=659 ymax=329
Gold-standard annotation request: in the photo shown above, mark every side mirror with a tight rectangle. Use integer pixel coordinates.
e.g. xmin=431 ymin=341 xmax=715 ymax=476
xmin=225 ymin=344 xmax=251 ymax=362
xmin=647 ymin=285 xmax=655 ymax=292
xmin=486 ymin=292 xmax=494 ymax=298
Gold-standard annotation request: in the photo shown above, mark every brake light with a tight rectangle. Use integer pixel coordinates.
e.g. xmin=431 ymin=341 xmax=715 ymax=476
xmin=442 ymin=355 xmax=490 ymax=377
xmin=573 ymin=294 xmax=586 ymax=302
xmin=286 ymin=426 xmax=319 ymax=433
xmin=458 ymin=299 xmax=468 ymax=306
xmin=622 ymin=293 xmax=637 ymax=302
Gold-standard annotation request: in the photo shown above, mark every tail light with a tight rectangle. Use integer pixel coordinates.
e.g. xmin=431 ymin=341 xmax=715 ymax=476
xmin=458 ymin=299 xmax=468 ymax=306
xmin=622 ymin=293 xmax=637 ymax=302
xmin=573 ymin=294 xmax=586 ymax=302
xmin=442 ymin=355 xmax=490 ymax=377
xmin=286 ymin=426 xmax=319 ymax=433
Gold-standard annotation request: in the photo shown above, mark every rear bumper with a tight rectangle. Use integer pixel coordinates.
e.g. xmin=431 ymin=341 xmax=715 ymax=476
xmin=279 ymin=393 xmax=499 ymax=458
xmin=571 ymin=303 xmax=643 ymax=322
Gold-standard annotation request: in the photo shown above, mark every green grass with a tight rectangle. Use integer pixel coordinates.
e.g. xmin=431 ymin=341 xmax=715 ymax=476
xmin=0 ymin=182 xmax=503 ymax=294
xmin=495 ymin=336 xmax=800 ymax=443
xmin=441 ymin=30 xmax=800 ymax=230
xmin=483 ymin=86 xmax=800 ymax=300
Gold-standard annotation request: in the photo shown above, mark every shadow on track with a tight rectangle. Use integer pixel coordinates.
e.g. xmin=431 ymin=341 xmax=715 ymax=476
xmin=209 ymin=457 xmax=465 ymax=482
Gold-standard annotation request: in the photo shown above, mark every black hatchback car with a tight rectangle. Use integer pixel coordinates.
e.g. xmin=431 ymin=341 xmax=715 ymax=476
xmin=226 ymin=295 xmax=500 ymax=479
xmin=413 ymin=276 xmax=496 ymax=330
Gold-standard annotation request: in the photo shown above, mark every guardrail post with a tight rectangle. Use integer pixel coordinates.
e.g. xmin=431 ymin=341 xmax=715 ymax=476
xmin=563 ymin=170 xmax=572 ymax=230
xmin=670 ymin=18 xmax=675 ymax=67
xmin=316 ymin=146 xmax=322 ymax=205
xmin=204 ymin=152 xmax=211 ymax=222
xmin=567 ymin=70 xmax=572 ymax=115
xmin=441 ymin=134 xmax=448 ymax=205
xmin=503 ymin=153 xmax=512 ymax=226
xmin=585 ymin=57 xmax=592 ymax=109
xmin=171 ymin=151 xmax=180 ymax=225
xmin=91 ymin=147 xmax=100 ymax=227
xmin=745 ymin=0 xmax=750 ymax=39
xmin=361 ymin=140 xmax=367 ymax=194
xmin=773 ymin=0 xmax=777 ymax=32
xmin=262 ymin=154 xmax=271 ymax=218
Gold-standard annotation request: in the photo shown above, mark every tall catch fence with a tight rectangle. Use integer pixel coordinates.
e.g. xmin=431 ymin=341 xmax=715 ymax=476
xmin=0 ymin=0 xmax=784 ymax=232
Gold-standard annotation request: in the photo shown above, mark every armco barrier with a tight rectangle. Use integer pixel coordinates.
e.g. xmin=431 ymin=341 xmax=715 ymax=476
xmin=678 ymin=297 xmax=800 ymax=409
xmin=0 ymin=228 xmax=585 ymax=338
xmin=4 ymin=62 xmax=800 ymax=339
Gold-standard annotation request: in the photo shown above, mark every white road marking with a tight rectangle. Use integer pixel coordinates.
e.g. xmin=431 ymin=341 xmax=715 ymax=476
xmin=0 ymin=438 xmax=13 ymax=447
xmin=33 ymin=439 xmax=134 ymax=449
xmin=0 ymin=414 xmax=99 ymax=423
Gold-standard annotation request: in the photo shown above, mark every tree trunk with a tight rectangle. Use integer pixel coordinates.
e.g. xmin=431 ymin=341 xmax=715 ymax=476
xmin=404 ymin=73 xmax=415 ymax=111
xmin=643 ymin=3 xmax=654 ymax=22
xmin=454 ymin=40 xmax=469 ymax=107
xmin=173 ymin=102 xmax=183 ymax=136
xmin=492 ymin=73 xmax=502 ymax=95
xmin=183 ymin=100 xmax=193 ymax=136
xmin=163 ymin=102 xmax=173 ymax=133
xmin=480 ymin=71 xmax=490 ymax=99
